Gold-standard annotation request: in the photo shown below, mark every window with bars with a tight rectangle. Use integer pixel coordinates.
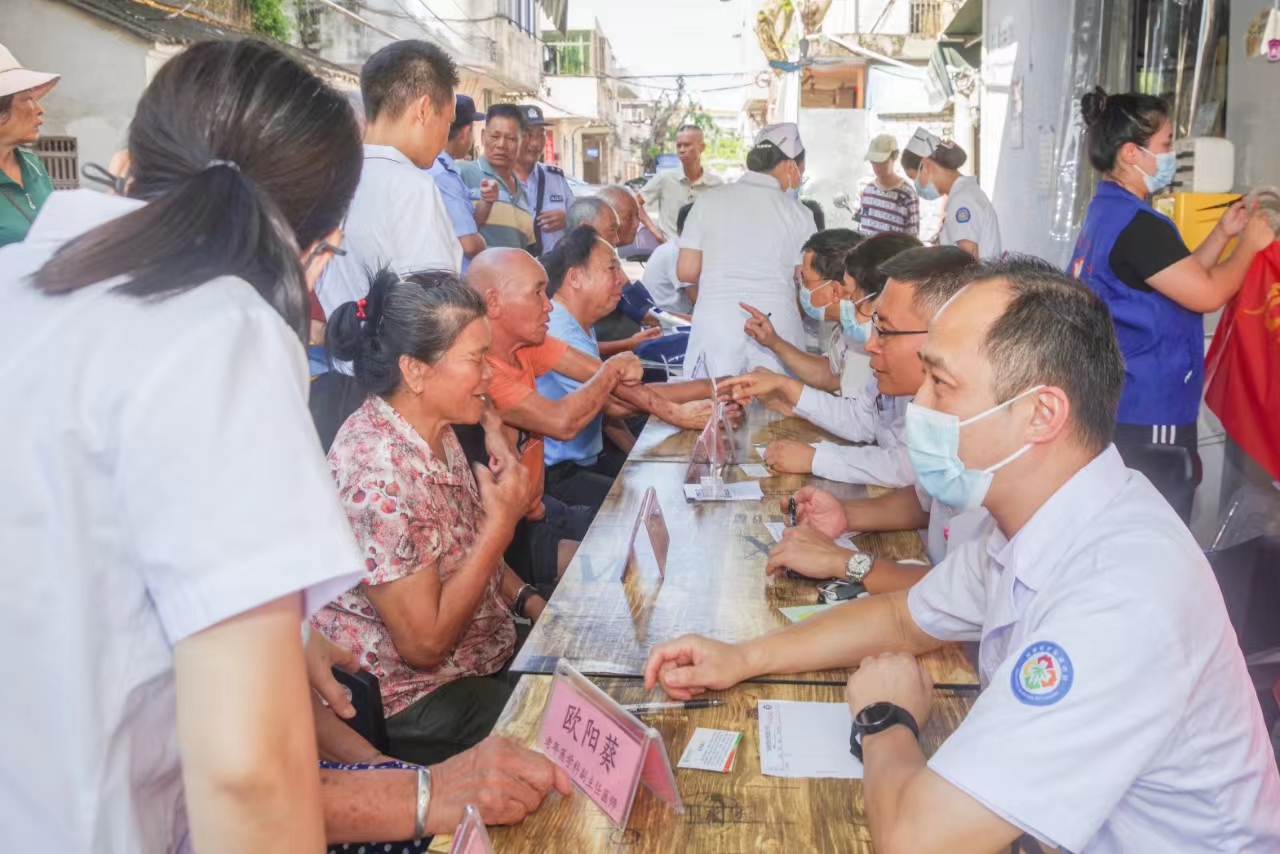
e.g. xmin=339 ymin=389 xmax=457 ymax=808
xmin=910 ymin=0 xmax=945 ymax=38
xmin=34 ymin=136 xmax=79 ymax=190
xmin=508 ymin=0 xmax=536 ymax=35
xmin=544 ymin=29 xmax=593 ymax=76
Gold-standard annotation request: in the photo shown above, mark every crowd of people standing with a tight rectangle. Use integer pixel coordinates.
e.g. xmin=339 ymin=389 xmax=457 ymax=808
xmin=1 ymin=31 xmax=1277 ymax=853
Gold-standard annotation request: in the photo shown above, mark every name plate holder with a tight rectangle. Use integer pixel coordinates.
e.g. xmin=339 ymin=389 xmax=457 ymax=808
xmin=685 ymin=400 xmax=738 ymax=502
xmin=620 ymin=486 xmax=670 ymax=581
xmin=447 ymin=804 xmax=494 ymax=854
xmin=536 ymin=660 xmax=684 ymax=828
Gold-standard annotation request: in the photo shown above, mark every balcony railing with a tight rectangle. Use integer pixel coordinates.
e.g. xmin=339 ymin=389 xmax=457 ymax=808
xmin=910 ymin=0 xmax=945 ymax=38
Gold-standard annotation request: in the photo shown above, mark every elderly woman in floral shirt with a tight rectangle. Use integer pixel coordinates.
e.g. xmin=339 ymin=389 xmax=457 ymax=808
xmin=314 ymin=269 xmax=545 ymax=766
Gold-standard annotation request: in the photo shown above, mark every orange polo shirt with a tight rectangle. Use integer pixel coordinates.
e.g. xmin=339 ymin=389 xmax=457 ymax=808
xmin=486 ymin=335 xmax=570 ymax=518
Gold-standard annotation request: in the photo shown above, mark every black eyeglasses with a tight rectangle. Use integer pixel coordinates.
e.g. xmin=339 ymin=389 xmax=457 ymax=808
xmin=302 ymin=240 xmax=347 ymax=268
xmin=81 ymin=163 xmax=128 ymax=196
xmin=871 ymin=311 xmax=927 ymax=338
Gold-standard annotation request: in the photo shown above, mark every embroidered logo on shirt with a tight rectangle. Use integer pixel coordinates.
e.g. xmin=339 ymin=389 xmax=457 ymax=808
xmin=955 ymin=207 xmax=972 ymax=224
xmin=1010 ymin=641 xmax=1073 ymax=706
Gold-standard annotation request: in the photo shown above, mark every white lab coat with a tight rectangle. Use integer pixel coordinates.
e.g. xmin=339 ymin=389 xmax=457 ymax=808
xmin=680 ymin=172 xmax=817 ymax=375
xmin=792 ymin=377 xmax=914 ymax=487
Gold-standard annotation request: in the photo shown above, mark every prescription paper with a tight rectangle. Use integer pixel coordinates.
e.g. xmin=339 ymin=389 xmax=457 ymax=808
xmin=739 ymin=463 xmax=773 ymax=478
xmin=758 ymin=700 xmax=864 ymax=779
xmin=683 ymin=482 xmax=764 ymax=502
xmin=778 ymin=604 xmax=835 ymax=623
xmin=677 ymin=728 xmax=743 ymax=773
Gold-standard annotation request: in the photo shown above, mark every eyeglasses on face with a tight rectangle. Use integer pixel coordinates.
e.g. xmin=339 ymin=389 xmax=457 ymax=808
xmin=870 ymin=311 xmax=927 ymax=338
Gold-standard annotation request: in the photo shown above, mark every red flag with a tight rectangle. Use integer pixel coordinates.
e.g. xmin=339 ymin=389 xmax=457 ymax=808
xmin=1205 ymin=241 xmax=1280 ymax=480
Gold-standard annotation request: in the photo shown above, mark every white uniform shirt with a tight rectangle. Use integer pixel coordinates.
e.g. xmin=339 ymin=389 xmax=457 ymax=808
xmin=940 ymin=175 xmax=1003 ymax=260
xmin=680 ymin=171 xmax=817 ymax=375
xmin=641 ymin=238 xmax=694 ymax=314
xmin=793 ymin=376 xmax=913 ymax=487
xmin=908 ymin=446 xmax=1280 ymax=852
xmin=917 ymin=485 xmax=990 ymax=565
xmin=318 ymin=144 xmax=462 ymax=316
xmin=0 ymin=191 xmax=364 ymax=852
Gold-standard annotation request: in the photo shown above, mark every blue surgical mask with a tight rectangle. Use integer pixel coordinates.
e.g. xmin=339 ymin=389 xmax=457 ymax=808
xmin=1138 ymin=147 xmax=1176 ymax=193
xmin=904 ymin=386 xmax=1044 ymax=510
xmin=838 ymin=293 xmax=875 ymax=349
xmin=915 ymin=177 xmax=940 ymax=201
xmin=798 ymin=281 xmax=836 ymax=321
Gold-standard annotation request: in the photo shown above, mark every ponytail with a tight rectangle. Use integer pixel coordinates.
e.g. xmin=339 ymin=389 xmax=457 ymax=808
xmin=35 ymin=161 xmax=310 ymax=338
xmin=30 ymin=40 xmax=362 ymax=342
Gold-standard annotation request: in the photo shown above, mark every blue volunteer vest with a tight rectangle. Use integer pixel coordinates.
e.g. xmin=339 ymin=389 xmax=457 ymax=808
xmin=1070 ymin=181 xmax=1203 ymax=426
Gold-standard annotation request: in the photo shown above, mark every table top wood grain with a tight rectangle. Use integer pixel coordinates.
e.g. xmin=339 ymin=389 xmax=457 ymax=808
xmin=428 ymin=676 xmax=976 ymax=854
xmin=511 ymin=458 xmax=977 ymax=687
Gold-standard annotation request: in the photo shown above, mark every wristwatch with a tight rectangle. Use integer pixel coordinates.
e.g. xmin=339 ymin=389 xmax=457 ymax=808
xmin=844 ymin=552 xmax=874 ymax=584
xmin=850 ymin=702 xmax=920 ymax=761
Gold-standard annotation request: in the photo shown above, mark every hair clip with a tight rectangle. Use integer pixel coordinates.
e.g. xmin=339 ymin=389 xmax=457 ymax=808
xmin=356 ymin=298 xmax=367 ymax=320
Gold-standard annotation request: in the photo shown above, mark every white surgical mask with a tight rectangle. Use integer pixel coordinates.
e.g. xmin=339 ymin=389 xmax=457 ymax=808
xmin=905 ymin=386 xmax=1044 ymax=510
xmin=798 ymin=280 xmax=836 ymax=321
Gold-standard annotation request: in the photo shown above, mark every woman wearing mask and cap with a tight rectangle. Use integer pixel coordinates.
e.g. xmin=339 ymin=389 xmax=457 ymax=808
xmin=901 ymin=127 xmax=1002 ymax=260
xmin=677 ymin=122 xmax=816 ymax=375
xmin=1069 ymin=88 xmax=1274 ymax=521
xmin=0 ymin=44 xmax=59 ymax=247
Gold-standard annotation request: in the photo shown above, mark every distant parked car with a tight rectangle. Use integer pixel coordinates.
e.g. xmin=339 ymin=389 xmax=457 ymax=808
xmin=566 ymin=175 xmax=599 ymax=197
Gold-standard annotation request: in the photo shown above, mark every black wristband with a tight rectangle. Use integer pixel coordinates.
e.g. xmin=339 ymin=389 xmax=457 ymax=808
xmin=849 ymin=702 xmax=920 ymax=761
xmin=513 ymin=583 xmax=538 ymax=618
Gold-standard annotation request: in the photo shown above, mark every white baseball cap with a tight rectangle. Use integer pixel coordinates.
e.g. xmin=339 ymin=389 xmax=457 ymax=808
xmin=0 ymin=44 xmax=59 ymax=100
xmin=753 ymin=122 xmax=804 ymax=160
xmin=865 ymin=133 xmax=899 ymax=163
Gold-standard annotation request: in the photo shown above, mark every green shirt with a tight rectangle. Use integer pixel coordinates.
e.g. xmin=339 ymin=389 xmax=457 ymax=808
xmin=0 ymin=149 xmax=54 ymax=247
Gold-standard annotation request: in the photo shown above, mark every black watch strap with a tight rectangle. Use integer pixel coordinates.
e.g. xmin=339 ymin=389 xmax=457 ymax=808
xmin=849 ymin=702 xmax=920 ymax=761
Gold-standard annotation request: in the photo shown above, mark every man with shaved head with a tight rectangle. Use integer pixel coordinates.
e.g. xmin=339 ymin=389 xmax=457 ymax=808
xmin=468 ymin=247 xmax=712 ymax=589
xmin=642 ymin=255 xmax=1280 ymax=852
xmin=640 ymin=125 xmax=723 ymax=241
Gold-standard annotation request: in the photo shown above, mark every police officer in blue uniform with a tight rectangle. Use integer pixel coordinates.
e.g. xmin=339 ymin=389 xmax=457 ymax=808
xmin=1070 ymin=87 xmax=1273 ymax=520
xmin=427 ymin=93 xmax=485 ymax=272
xmin=515 ymin=104 xmax=574 ymax=254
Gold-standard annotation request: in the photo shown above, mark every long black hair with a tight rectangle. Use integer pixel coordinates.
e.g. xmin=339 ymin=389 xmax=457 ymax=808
xmin=1080 ymin=86 xmax=1169 ymax=173
xmin=32 ymin=40 xmax=363 ymax=341
xmin=328 ymin=268 xmax=487 ymax=397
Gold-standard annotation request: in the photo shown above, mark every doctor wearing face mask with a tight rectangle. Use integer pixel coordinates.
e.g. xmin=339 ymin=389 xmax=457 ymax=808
xmin=642 ymin=259 xmax=1280 ymax=854
xmin=1069 ymin=88 xmax=1275 ymax=522
xmin=901 ymin=127 xmax=1002 ymax=261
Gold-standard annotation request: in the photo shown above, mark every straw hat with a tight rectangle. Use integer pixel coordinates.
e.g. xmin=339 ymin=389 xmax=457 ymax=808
xmin=0 ymin=44 xmax=59 ymax=100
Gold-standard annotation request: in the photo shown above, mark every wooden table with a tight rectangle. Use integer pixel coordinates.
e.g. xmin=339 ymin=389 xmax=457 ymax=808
xmin=428 ymin=676 xmax=975 ymax=853
xmin=628 ymin=401 xmax=846 ymax=463
xmin=511 ymin=459 xmax=978 ymax=687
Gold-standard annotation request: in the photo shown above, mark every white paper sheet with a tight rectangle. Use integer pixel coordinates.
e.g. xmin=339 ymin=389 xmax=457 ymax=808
xmin=739 ymin=463 xmax=773 ymax=478
xmin=683 ymin=481 xmax=764 ymax=502
xmin=758 ymin=700 xmax=864 ymax=779
xmin=764 ymin=521 xmax=786 ymax=542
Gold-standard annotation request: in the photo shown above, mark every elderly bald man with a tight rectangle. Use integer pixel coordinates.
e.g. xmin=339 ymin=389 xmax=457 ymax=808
xmin=584 ymin=185 xmax=671 ymax=353
xmin=466 ymin=248 xmax=713 ymax=589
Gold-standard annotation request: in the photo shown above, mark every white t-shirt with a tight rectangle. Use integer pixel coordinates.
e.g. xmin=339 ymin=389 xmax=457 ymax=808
xmin=940 ymin=175 xmax=1002 ymax=260
xmin=0 ymin=191 xmax=363 ymax=852
xmin=640 ymin=238 xmax=694 ymax=314
xmin=909 ymin=447 xmax=1280 ymax=852
xmin=317 ymin=144 xmax=463 ymax=317
xmin=680 ymin=172 xmax=817 ymax=375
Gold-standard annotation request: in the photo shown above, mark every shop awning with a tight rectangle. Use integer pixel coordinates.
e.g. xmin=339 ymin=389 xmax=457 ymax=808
xmin=540 ymin=0 xmax=568 ymax=35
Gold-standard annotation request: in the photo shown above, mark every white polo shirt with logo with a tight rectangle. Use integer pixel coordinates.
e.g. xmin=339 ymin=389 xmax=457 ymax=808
xmin=907 ymin=445 xmax=1280 ymax=852
xmin=940 ymin=175 xmax=1003 ymax=260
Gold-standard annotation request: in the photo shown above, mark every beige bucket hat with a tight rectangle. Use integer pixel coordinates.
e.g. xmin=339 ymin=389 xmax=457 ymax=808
xmin=0 ymin=44 xmax=59 ymax=100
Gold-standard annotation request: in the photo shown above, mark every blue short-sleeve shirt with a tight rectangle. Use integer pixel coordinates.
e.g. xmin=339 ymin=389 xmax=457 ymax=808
xmin=427 ymin=151 xmax=479 ymax=273
xmin=537 ymin=301 xmax=602 ymax=467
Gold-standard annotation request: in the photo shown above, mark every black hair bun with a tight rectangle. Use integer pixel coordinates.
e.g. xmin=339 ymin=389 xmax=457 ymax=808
xmin=1081 ymin=86 xmax=1109 ymax=127
xmin=326 ymin=267 xmax=397 ymax=363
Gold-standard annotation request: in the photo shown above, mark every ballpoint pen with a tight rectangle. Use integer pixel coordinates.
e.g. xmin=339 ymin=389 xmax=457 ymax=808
xmin=623 ymin=699 xmax=725 ymax=716
xmin=789 ymin=496 xmax=797 ymax=527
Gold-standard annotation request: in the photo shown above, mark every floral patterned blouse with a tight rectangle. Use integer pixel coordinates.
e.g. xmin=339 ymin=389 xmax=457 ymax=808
xmin=313 ymin=395 xmax=516 ymax=718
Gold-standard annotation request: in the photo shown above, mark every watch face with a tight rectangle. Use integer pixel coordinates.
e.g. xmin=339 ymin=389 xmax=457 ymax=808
xmin=856 ymin=701 xmax=895 ymax=728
